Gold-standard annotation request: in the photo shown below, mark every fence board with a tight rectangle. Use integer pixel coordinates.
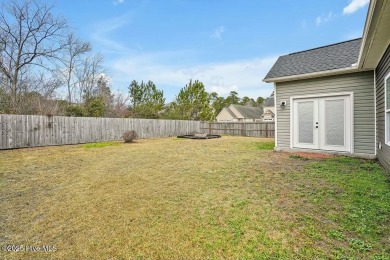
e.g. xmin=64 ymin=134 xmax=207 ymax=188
xmin=0 ymin=116 xmax=272 ymax=150
xmin=0 ymin=115 xmax=201 ymax=149
xmin=200 ymin=122 xmax=275 ymax=138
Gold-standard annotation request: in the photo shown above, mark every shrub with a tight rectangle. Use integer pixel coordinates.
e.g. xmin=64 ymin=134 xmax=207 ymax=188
xmin=65 ymin=105 xmax=85 ymax=117
xmin=122 ymin=130 xmax=138 ymax=143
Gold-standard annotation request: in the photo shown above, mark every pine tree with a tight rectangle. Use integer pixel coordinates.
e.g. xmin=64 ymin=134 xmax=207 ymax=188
xmin=175 ymin=79 xmax=214 ymax=121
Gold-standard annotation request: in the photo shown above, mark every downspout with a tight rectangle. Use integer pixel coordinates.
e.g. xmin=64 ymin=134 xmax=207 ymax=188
xmin=274 ymin=83 xmax=277 ymax=148
xmin=374 ymin=70 xmax=377 ymax=156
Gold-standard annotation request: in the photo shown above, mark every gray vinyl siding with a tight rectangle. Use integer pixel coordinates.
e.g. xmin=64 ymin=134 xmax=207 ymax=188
xmin=375 ymin=45 xmax=390 ymax=172
xmin=275 ymin=71 xmax=375 ymax=156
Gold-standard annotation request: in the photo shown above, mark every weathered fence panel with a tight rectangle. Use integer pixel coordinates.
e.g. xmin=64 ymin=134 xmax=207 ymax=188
xmin=200 ymin=122 xmax=275 ymax=138
xmin=0 ymin=115 xmax=201 ymax=149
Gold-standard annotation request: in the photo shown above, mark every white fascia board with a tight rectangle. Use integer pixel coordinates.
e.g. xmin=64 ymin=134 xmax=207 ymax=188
xmin=263 ymin=67 xmax=360 ymax=83
xmin=357 ymin=0 xmax=377 ymax=68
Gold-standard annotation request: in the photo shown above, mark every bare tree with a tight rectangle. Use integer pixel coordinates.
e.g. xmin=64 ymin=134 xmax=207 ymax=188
xmin=0 ymin=0 xmax=68 ymax=113
xmin=110 ymin=91 xmax=130 ymax=118
xmin=76 ymin=53 xmax=104 ymax=102
xmin=27 ymin=73 xmax=61 ymax=114
xmin=56 ymin=33 xmax=91 ymax=103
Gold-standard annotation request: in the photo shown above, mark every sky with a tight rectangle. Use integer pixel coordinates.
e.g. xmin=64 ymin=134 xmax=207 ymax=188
xmin=53 ymin=0 xmax=370 ymax=102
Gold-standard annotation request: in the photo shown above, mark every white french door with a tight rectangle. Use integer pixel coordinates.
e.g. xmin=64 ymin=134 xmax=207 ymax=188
xmin=293 ymin=95 xmax=351 ymax=152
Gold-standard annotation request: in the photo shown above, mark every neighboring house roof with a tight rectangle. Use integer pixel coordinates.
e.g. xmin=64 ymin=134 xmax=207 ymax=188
xmin=262 ymin=110 xmax=275 ymax=116
xmin=263 ymin=96 xmax=274 ymax=107
xmin=231 ymin=105 xmax=263 ymax=119
xmin=264 ymin=38 xmax=362 ymax=82
xmin=225 ymin=107 xmax=237 ymax=119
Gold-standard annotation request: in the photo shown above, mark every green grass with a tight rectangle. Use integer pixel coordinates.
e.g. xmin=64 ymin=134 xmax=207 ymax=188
xmin=81 ymin=141 xmax=122 ymax=148
xmin=289 ymin=154 xmax=310 ymax=160
xmin=0 ymin=136 xmax=389 ymax=259
xmin=254 ymin=140 xmax=275 ymax=150
xmin=294 ymin=157 xmax=390 ymax=259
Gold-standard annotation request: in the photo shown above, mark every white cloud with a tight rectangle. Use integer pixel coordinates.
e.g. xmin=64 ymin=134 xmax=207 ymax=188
xmin=315 ymin=12 xmax=336 ymax=26
xmin=211 ymin=26 xmax=225 ymax=40
xmin=343 ymin=0 xmax=369 ymax=15
xmin=91 ymin=14 xmax=132 ymax=53
xmin=113 ymin=0 xmax=124 ymax=6
xmin=110 ymin=52 xmax=277 ymax=100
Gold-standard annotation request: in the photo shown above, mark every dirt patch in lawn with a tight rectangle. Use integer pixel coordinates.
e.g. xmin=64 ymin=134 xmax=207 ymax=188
xmin=294 ymin=152 xmax=335 ymax=159
xmin=1 ymin=136 xmax=389 ymax=259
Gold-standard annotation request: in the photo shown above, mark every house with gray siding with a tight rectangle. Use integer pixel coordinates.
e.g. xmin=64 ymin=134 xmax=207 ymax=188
xmin=263 ymin=0 xmax=389 ymax=171
xmin=216 ymin=104 xmax=263 ymax=122
xmin=261 ymin=95 xmax=275 ymax=122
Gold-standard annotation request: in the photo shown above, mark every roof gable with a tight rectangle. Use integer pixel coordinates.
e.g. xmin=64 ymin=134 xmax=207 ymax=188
xmin=264 ymin=38 xmax=362 ymax=82
xmin=262 ymin=110 xmax=275 ymax=117
xmin=216 ymin=107 xmax=237 ymax=119
xmin=230 ymin=104 xmax=263 ymax=119
xmin=225 ymin=107 xmax=238 ymax=119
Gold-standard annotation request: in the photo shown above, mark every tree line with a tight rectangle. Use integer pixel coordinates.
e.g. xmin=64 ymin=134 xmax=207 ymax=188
xmin=128 ymin=79 xmax=265 ymax=121
xmin=0 ymin=0 xmax=119 ymax=117
xmin=0 ymin=0 xmax=266 ymax=121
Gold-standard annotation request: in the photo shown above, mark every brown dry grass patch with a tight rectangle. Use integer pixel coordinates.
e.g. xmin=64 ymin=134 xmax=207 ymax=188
xmin=0 ymin=137 xmax=389 ymax=259
xmin=294 ymin=152 xmax=335 ymax=159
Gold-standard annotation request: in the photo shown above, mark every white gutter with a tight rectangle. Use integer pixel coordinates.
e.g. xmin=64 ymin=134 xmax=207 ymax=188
xmin=263 ymin=66 xmax=360 ymax=83
xmin=357 ymin=0 xmax=377 ymax=68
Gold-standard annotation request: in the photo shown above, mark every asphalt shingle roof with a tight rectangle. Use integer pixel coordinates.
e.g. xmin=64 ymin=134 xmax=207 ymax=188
xmin=263 ymin=97 xmax=274 ymax=107
xmin=264 ymin=38 xmax=362 ymax=80
xmin=225 ymin=107 xmax=238 ymax=119
xmin=232 ymin=105 xmax=263 ymax=119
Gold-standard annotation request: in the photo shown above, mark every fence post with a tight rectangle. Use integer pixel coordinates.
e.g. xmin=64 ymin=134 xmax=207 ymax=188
xmin=208 ymin=122 xmax=211 ymax=134
xmin=265 ymin=123 xmax=268 ymax=138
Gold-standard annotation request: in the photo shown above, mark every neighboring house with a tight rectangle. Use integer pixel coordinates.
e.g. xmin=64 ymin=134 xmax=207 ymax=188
xmin=263 ymin=0 xmax=390 ymax=171
xmin=261 ymin=96 xmax=275 ymax=122
xmin=216 ymin=104 xmax=263 ymax=122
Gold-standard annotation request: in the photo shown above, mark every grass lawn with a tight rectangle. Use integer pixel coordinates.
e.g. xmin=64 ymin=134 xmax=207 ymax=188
xmin=1 ymin=136 xmax=389 ymax=259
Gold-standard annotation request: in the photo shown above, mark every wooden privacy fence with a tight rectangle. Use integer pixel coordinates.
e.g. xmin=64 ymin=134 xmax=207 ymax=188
xmin=201 ymin=122 xmax=275 ymax=138
xmin=0 ymin=114 xmax=201 ymax=149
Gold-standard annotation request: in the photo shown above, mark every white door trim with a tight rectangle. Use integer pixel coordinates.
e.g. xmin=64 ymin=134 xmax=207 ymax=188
xmin=292 ymin=99 xmax=318 ymax=149
xmin=290 ymin=92 xmax=354 ymax=153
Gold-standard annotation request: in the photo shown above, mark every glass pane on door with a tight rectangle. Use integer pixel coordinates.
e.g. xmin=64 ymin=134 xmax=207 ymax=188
xmin=387 ymin=112 xmax=390 ymax=143
xmin=325 ymin=99 xmax=344 ymax=146
xmin=298 ymin=101 xmax=314 ymax=144
xmin=386 ymin=77 xmax=390 ymax=110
